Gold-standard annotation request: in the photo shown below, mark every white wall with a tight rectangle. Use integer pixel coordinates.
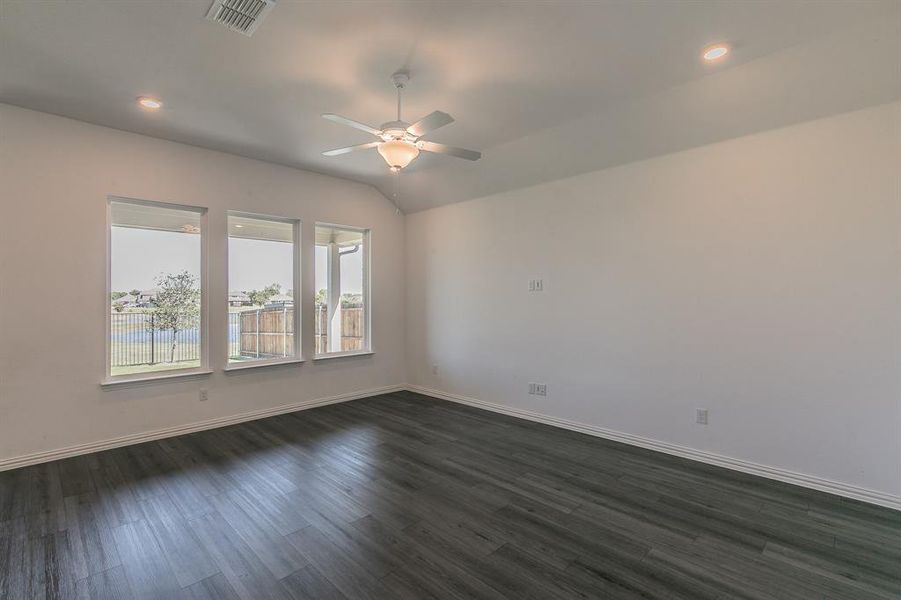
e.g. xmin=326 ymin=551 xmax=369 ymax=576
xmin=0 ymin=104 xmax=405 ymax=463
xmin=406 ymin=102 xmax=901 ymax=500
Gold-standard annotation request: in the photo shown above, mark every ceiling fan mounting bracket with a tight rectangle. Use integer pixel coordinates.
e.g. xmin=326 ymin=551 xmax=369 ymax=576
xmin=391 ymin=71 xmax=410 ymax=89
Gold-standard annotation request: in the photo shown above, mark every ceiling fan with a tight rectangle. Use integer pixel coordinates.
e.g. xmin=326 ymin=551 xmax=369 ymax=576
xmin=321 ymin=71 xmax=481 ymax=172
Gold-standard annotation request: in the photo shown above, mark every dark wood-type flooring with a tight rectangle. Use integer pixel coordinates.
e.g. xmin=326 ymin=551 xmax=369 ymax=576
xmin=2 ymin=391 xmax=900 ymax=599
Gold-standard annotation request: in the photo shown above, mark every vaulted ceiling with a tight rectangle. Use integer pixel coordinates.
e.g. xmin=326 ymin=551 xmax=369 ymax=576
xmin=2 ymin=1 xmax=899 ymax=212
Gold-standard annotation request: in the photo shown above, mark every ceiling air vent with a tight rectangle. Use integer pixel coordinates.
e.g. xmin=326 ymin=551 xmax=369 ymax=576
xmin=206 ymin=0 xmax=276 ymax=37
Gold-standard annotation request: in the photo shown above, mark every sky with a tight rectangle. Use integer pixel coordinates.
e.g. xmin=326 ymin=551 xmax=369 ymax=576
xmin=315 ymin=245 xmax=363 ymax=295
xmin=111 ymin=227 xmax=362 ymax=294
xmin=229 ymin=237 xmax=294 ymax=291
xmin=111 ymin=228 xmax=200 ymax=291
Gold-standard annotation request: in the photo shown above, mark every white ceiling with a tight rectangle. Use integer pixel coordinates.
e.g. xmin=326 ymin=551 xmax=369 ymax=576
xmin=2 ymin=1 xmax=899 ymax=212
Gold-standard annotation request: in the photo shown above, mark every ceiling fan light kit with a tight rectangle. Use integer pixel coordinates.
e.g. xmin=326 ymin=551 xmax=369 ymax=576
xmin=378 ymin=139 xmax=419 ymax=171
xmin=322 ymin=71 xmax=481 ymax=172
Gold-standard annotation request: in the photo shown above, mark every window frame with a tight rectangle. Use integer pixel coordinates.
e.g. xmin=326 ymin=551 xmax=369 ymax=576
xmin=313 ymin=222 xmax=372 ymax=359
xmin=224 ymin=211 xmax=302 ymax=371
xmin=103 ymin=195 xmax=210 ymax=385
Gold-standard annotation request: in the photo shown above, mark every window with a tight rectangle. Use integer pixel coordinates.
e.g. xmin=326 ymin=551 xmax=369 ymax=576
xmin=107 ymin=198 xmax=206 ymax=380
xmin=314 ymin=224 xmax=370 ymax=356
xmin=227 ymin=213 xmax=300 ymax=366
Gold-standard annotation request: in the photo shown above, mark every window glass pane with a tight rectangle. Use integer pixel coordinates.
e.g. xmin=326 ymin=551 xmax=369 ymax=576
xmin=228 ymin=214 xmax=297 ymax=363
xmin=315 ymin=225 xmax=368 ymax=355
xmin=109 ymin=200 xmax=203 ymax=377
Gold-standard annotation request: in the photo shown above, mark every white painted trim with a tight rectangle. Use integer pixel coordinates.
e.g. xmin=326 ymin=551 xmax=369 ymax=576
xmin=0 ymin=384 xmax=404 ymax=472
xmin=8 ymin=381 xmax=898 ymax=512
xmin=405 ymin=384 xmax=901 ymax=512
xmin=313 ymin=350 xmax=375 ymax=361
xmin=224 ymin=357 xmax=305 ymax=371
xmin=315 ymin=222 xmax=372 ymax=354
xmin=101 ymin=369 xmax=214 ymax=387
xmin=105 ymin=196 xmax=210 ymax=382
xmin=224 ymin=211 xmax=303 ymax=364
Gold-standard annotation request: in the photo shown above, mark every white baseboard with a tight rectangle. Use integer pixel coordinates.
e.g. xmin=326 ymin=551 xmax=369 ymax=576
xmin=0 ymin=384 xmax=405 ymax=472
xmin=406 ymin=384 xmax=901 ymax=512
xmin=5 ymin=382 xmax=899 ymax=512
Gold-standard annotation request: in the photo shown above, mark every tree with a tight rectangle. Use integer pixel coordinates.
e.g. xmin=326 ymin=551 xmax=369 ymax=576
xmin=315 ymin=288 xmax=327 ymax=307
xmin=129 ymin=289 xmax=141 ymax=297
xmin=153 ymin=271 xmax=200 ymax=363
xmin=110 ymin=291 xmax=127 ymax=302
xmin=248 ymin=283 xmax=280 ymax=307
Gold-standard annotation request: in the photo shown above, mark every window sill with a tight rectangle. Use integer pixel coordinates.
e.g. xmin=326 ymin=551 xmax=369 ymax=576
xmin=313 ymin=350 xmax=374 ymax=361
xmin=224 ymin=357 xmax=305 ymax=372
xmin=101 ymin=369 xmax=213 ymax=387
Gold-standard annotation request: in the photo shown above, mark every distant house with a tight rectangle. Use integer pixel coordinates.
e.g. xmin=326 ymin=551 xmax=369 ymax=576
xmin=136 ymin=289 xmax=158 ymax=306
xmin=265 ymin=293 xmax=294 ymax=308
xmin=228 ymin=291 xmax=252 ymax=306
xmin=115 ymin=293 xmax=139 ymax=307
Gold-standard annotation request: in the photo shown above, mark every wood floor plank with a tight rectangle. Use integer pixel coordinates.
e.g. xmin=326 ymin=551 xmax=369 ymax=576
xmin=63 ymin=494 xmax=121 ymax=580
xmin=186 ymin=510 xmax=295 ymax=600
xmin=182 ymin=572 xmax=242 ymax=600
xmin=88 ymin=453 xmax=143 ymax=530
xmin=208 ymin=492 xmax=308 ymax=579
xmin=280 ymin=564 xmax=348 ymax=600
xmin=285 ymin=525 xmax=394 ymax=600
xmin=0 ymin=392 xmax=899 ymax=599
xmin=72 ymin=565 xmax=134 ymax=600
xmin=138 ymin=493 xmax=219 ymax=587
xmin=57 ymin=456 xmax=96 ymax=498
xmin=111 ymin=519 xmax=183 ymax=599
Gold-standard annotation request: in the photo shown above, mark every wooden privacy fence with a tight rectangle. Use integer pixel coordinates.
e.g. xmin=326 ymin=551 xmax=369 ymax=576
xmin=236 ymin=307 xmax=294 ymax=359
xmin=227 ymin=305 xmax=364 ymax=358
xmin=315 ymin=305 xmax=364 ymax=354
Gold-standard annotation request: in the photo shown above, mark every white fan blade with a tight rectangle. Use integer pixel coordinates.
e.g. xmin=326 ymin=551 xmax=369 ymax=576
xmin=322 ymin=142 xmax=380 ymax=156
xmin=407 ymin=111 xmax=454 ymax=137
xmin=322 ymin=113 xmax=382 ymax=137
xmin=418 ymin=141 xmax=481 ymax=161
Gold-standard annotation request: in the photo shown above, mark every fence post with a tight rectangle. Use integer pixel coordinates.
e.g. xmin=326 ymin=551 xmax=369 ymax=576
xmin=256 ymin=309 xmax=261 ymax=358
xmin=283 ymin=306 xmax=288 ymax=357
xmin=150 ymin=313 xmax=155 ymax=365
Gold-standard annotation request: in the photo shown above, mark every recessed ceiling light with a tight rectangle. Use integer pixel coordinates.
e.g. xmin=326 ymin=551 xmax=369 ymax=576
xmin=702 ymin=44 xmax=730 ymax=62
xmin=137 ymin=96 xmax=163 ymax=110
xmin=234 ymin=224 xmax=244 ymax=228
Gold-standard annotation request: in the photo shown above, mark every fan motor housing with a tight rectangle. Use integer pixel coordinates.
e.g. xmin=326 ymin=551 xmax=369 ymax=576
xmin=380 ymin=121 xmax=415 ymax=142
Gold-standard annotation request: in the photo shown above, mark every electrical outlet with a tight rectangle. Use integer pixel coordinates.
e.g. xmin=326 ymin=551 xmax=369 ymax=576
xmin=199 ymin=389 xmax=209 ymax=402
xmin=696 ymin=408 xmax=708 ymax=425
xmin=528 ymin=383 xmax=547 ymax=396
xmin=528 ymin=279 xmax=544 ymax=292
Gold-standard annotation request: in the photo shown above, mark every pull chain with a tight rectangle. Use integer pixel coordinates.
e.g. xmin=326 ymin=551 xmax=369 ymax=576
xmin=392 ymin=169 xmax=401 ymax=215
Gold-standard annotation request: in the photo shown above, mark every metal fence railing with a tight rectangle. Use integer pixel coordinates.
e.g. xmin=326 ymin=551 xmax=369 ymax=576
xmin=110 ymin=311 xmax=200 ymax=367
xmin=111 ymin=305 xmax=366 ymax=366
